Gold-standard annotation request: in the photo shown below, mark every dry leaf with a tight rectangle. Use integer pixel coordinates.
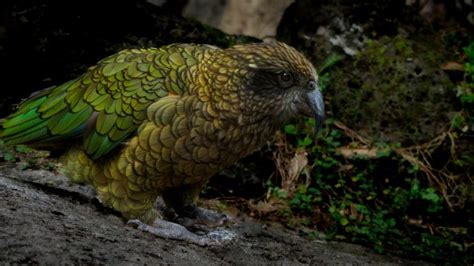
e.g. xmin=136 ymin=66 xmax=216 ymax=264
xmin=441 ymin=62 xmax=464 ymax=71
xmin=336 ymin=147 xmax=378 ymax=159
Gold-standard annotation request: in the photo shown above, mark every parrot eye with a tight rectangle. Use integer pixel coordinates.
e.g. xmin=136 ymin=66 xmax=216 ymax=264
xmin=279 ymin=72 xmax=292 ymax=82
xmin=277 ymin=71 xmax=294 ymax=87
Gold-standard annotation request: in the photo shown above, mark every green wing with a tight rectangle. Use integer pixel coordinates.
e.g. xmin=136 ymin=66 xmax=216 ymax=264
xmin=1 ymin=44 xmax=217 ymax=159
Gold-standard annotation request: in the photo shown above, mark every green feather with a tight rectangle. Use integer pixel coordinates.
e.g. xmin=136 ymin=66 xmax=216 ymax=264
xmin=2 ymin=108 xmax=40 ymax=129
xmin=2 ymin=116 xmax=42 ymax=138
xmin=49 ymin=108 xmax=93 ymax=135
xmin=4 ymin=120 xmax=49 ymax=144
xmin=94 ymin=137 xmax=116 ymax=159
xmin=71 ymin=99 xmax=90 ymax=113
xmin=65 ymin=87 xmax=84 ymax=106
xmin=89 ymin=94 xmax=109 ymax=109
xmin=84 ymin=131 xmax=120 ymax=159
xmin=115 ymin=115 xmax=134 ymax=130
xmin=127 ymin=62 xmax=144 ymax=78
xmin=96 ymin=112 xmax=117 ymax=135
xmin=102 ymin=62 xmax=130 ymax=76
xmin=85 ymin=131 xmax=102 ymax=156
xmin=39 ymin=95 xmax=67 ymax=118
xmin=83 ymin=83 xmax=99 ymax=101
xmin=109 ymin=126 xmax=133 ymax=142
xmin=169 ymin=53 xmax=185 ymax=66
xmin=104 ymin=98 xmax=117 ymax=114
xmin=15 ymin=95 xmax=48 ymax=112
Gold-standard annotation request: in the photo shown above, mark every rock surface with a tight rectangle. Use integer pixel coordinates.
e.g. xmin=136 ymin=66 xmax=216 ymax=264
xmin=183 ymin=0 xmax=294 ymax=39
xmin=0 ymin=167 xmax=428 ymax=265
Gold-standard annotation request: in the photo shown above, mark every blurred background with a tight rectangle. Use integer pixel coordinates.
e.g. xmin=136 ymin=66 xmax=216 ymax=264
xmin=0 ymin=0 xmax=472 ymax=263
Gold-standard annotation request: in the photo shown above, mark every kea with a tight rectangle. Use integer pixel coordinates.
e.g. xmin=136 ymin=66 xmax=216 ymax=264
xmin=0 ymin=41 xmax=324 ymax=245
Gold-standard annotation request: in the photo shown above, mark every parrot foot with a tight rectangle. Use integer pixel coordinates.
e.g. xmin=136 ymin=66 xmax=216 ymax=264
xmin=127 ymin=219 xmax=232 ymax=246
xmin=174 ymin=204 xmax=230 ymax=230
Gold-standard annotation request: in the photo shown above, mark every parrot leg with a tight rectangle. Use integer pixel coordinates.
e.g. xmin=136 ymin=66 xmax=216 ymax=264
xmin=162 ymin=182 xmax=230 ymax=230
xmin=127 ymin=200 xmax=235 ymax=246
xmin=127 ymin=218 xmax=222 ymax=246
xmin=99 ymin=191 xmax=226 ymax=246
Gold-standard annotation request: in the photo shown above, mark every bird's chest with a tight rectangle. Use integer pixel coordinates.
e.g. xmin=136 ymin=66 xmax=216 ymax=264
xmin=137 ymin=101 xmax=277 ymax=189
xmin=157 ymin=117 xmax=275 ymax=184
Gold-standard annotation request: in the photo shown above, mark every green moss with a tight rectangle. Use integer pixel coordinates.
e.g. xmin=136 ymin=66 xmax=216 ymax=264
xmin=330 ymin=33 xmax=457 ymax=145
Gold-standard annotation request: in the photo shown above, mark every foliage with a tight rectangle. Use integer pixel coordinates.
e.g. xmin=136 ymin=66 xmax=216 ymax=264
xmin=0 ymin=140 xmax=55 ymax=171
xmin=272 ymin=119 xmax=472 ymax=263
xmin=459 ymin=42 xmax=474 ymax=112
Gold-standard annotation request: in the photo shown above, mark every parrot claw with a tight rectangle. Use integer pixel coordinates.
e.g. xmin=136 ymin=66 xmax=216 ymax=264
xmin=127 ymin=219 xmax=232 ymax=246
xmin=173 ymin=205 xmax=231 ymax=230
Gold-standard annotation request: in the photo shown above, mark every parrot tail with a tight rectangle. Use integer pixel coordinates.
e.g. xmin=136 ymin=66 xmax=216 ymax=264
xmin=0 ymin=80 xmax=90 ymax=146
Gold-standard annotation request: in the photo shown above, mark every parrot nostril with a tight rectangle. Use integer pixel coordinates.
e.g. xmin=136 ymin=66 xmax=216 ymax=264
xmin=308 ymin=80 xmax=316 ymax=90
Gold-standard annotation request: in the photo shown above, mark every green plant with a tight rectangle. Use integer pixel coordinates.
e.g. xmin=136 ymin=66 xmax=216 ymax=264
xmin=273 ymin=117 xmax=469 ymax=262
xmin=0 ymin=141 xmax=54 ymax=170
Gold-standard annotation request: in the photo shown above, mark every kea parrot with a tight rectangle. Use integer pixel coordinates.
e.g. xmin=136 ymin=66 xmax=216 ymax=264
xmin=0 ymin=41 xmax=325 ymax=245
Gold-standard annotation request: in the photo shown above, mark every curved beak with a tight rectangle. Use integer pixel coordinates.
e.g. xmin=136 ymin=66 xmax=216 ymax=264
xmin=306 ymin=88 xmax=325 ymax=132
xmin=296 ymin=81 xmax=325 ymax=133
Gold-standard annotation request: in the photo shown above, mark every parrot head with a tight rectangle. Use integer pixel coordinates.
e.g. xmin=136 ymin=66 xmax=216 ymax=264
xmin=205 ymin=41 xmax=325 ymax=132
